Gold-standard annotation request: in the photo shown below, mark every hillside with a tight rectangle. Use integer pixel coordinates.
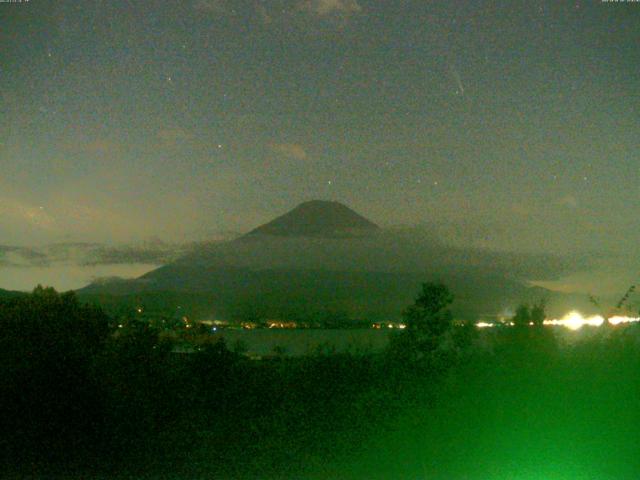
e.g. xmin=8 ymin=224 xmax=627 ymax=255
xmin=0 ymin=288 xmax=23 ymax=299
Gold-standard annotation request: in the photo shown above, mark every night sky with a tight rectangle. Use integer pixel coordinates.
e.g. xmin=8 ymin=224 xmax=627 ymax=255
xmin=2 ymin=1 xmax=639 ymax=262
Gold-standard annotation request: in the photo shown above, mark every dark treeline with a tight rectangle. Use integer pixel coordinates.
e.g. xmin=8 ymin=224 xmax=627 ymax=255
xmin=0 ymin=283 xmax=473 ymax=478
xmin=4 ymin=285 xmax=640 ymax=478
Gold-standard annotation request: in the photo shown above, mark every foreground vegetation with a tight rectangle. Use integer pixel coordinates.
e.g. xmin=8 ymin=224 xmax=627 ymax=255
xmin=0 ymin=284 xmax=470 ymax=479
xmin=3 ymin=286 xmax=640 ymax=479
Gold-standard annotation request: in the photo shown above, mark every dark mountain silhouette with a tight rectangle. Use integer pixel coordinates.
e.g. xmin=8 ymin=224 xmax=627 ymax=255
xmin=79 ymin=200 xmax=580 ymax=321
xmin=245 ymin=200 xmax=379 ymax=238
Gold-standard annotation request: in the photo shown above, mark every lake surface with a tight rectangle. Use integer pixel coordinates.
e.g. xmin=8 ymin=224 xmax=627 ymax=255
xmin=217 ymin=328 xmax=396 ymax=356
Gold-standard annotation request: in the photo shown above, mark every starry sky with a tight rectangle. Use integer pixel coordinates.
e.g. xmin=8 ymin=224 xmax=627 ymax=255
xmin=2 ymin=0 xmax=639 ymax=263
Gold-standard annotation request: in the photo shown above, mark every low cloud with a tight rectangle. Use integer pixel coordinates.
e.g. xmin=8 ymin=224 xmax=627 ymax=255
xmin=193 ymin=0 xmax=362 ymax=29
xmin=60 ymin=137 xmax=121 ymax=156
xmin=0 ymin=241 xmax=190 ymax=269
xmin=299 ymin=0 xmax=362 ymax=17
xmin=157 ymin=127 xmax=196 ymax=148
xmin=559 ymin=195 xmax=579 ymax=209
xmin=0 ymin=197 xmax=57 ymax=231
xmin=268 ymin=142 xmax=309 ymax=160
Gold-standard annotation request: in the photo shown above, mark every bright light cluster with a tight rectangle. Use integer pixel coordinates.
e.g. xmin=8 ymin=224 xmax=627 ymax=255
xmin=543 ymin=311 xmax=604 ymax=330
xmin=475 ymin=311 xmax=640 ymax=330
xmin=607 ymin=315 xmax=640 ymax=326
xmin=544 ymin=311 xmax=640 ymax=330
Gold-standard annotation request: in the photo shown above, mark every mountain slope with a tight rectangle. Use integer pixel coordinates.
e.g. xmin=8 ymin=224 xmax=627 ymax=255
xmin=80 ymin=201 xmax=579 ymax=321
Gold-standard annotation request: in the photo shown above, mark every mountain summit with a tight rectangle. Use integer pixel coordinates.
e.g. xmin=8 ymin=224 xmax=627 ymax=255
xmin=245 ymin=200 xmax=379 ymax=238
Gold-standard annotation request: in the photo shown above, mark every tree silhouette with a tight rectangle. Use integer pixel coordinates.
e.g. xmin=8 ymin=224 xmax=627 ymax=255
xmin=404 ymin=282 xmax=454 ymax=336
xmin=589 ymin=285 xmax=636 ymax=325
xmin=0 ymin=286 xmax=110 ymax=465
xmin=530 ymin=299 xmax=546 ymax=326
xmin=512 ymin=304 xmax=531 ymax=327
xmin=394 ymin=282 xmax=454 ymax=359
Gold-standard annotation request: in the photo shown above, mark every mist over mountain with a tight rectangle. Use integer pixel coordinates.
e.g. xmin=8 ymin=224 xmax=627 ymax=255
xmin=78 ymin=201 xmax=592 ymax=321
xmin=0 ymin=241 xmax=190 ymax=268
xmin=167 ymin=200 xmax=575 ymax=277
xmin=0 ymin=241 xmax=195 ymax=291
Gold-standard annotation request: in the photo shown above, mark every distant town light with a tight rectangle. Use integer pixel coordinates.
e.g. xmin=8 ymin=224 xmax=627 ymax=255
xmin=544 ymin=311 xmax=604 ymax=330
xmin=476 ymin=322 xmax=495 ymax=328
xmin=608 ymin=315 xmax=640 ymax=326
xmin=540 ymin=311 xmax=640 ymax=330
xmin=475 ymin=312 xmax=640 ymax=330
